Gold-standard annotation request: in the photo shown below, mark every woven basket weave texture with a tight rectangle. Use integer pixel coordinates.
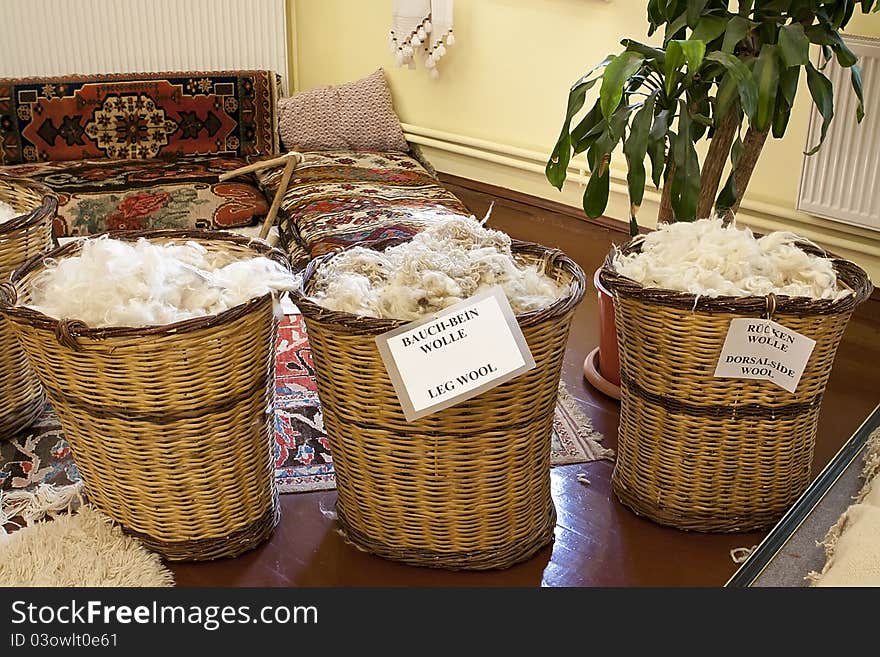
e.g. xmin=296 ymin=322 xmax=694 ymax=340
xmin=601 ymin=238 xmax=873 ymax=532
xmin=0 ymin=230 xmax=286 ymax=560
xmin=294 ymin=241 xmax=586 ymax=569
xmin=0 ymin=175 xmax=56 ymax=439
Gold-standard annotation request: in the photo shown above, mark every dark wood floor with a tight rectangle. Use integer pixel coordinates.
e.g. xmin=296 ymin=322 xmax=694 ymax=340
xmin=170 ymin=181 xmax=880 ymax=587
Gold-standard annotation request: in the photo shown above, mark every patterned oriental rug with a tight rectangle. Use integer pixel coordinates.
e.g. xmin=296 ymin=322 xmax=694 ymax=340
xmin=1 ymin=316 xmax=611 ymax=496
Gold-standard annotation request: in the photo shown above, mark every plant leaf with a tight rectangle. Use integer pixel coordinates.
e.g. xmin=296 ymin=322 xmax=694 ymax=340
xmin=648 ymin=136 xmax=666 ymax=188
xmin=571 ymin=100 xmax=605 ymax=153
xmin=778 ymin=23 xmax=810 ymax=68
xmin=648 ymin=0 xmax=665 ymax=27
xmin=715 ymin=171 xmax=737 ymax=215
xmin=571 ymin=101 xmax=604 ymax=142
xmin=690 ymin=15 xmax=726 ymax=43
xmin=664 ymin=42 xmax=685 ymax=96
xmin=600 ymin=51 xmax=645 ymax=119
xmin=753 ymin=44 xmax=781 ymax=132
xmin=671 ymin=39 xmax=707 ymax=77
xmin=730 ymin=130 xmax=743 ymax=167
xmin=705 ymin=51 xmax=758 ymax=121
xmin=581 ymin=105 xmax=631 ymax=217
xmin=804 ymin=61 xmax=835 ymax=155
xmin=664 ymin=12 xmax=689 ymax=43
xmin=759 ymin=0 xmax=789 ymax=11
xmin=779 ymin=65 xmax=800 ymax=107
xmin=545 ymin=64 xmax=610 ymax=189
xmin=650 ymin=108 xmax=672 ymax=141
xmin=772 ymin=90 xmax=792 ymax=138
xmin=598 ymin=105 xmax=634 ymax=153
xmin=647 ymin=107 xmax=671 ymax=188
xmin=621 ymin=39 xmax=667 ymax=66
xmin=714 ymin=71 xmax=739 ymax=120
xmin=583 ymin=144 xmax=611 ymax=218
xmin=670 ymin=101 xmax=701 ymax=220
xmin=623 ymin=92 xmax=658 ymax=215
xmin=546 ymin=135 xmax=572 ymax=190
xmin=722 ymin=16 xmax=752 ymax=54
xmin=687 ymin=0 xmax=709 ymax=28
xmin=851 ymin=64 xmax=865 ymax=122
xmin=806 ymin=23 xmax=859 ymax=67
xmin=629 ymin=216 xmax=640 ymax=237
xmin=833 ymin=40 xmax=859 ymax=68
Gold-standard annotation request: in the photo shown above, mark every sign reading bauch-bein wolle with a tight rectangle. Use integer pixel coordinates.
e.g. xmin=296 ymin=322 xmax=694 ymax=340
xmin=713 ymin=318 xmax=816 ymax=393
xmin=376 ymin=286 xmax=536 ymax=421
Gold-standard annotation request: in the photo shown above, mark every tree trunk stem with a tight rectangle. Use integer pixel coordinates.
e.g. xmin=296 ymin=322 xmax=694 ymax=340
xmin=731 ymin=127 xmax=769 ymax=214
xmin=658 ymin=159 xmax=676 ymax=223
xmin=697 ymin=111 xmax=740 ymax=219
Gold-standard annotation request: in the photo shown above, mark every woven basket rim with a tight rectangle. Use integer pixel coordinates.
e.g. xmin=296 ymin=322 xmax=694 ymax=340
xmin=0 ymin=174 xmax=59 ymax=237
xmin=599 ymin=234 xmax=874 ymax=316
xmin=0 ymin=228 xmax=291 ymax=342
xmin=291 ymin=238 xmax=587 ymax=333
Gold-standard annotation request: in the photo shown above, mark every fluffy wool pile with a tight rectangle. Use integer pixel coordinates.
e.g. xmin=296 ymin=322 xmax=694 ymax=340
xmin=27 ymin=237 xmax=297 ymax=328
xmin=309 ymin=217 xmax=565 ymax=319
xmin=0 ymin=200 xmax=21 ymax=224
xmin=613 ymin=218 xmax=850 ymax=300
xmin=0 ymin=505 xmax=174 ymax=587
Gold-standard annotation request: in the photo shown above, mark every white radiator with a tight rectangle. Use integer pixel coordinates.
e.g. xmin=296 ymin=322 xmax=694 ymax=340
xmin=0 ymin=0 xmax=290 ymax=92
xmin=798 ymin=35 xmax=880 ymax=232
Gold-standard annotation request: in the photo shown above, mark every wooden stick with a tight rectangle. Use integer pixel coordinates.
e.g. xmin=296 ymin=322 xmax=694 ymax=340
xmin=259 ymin=156 xmax=297 ymax=240
xmin=218 ymin=151 xmax=301 ymax=182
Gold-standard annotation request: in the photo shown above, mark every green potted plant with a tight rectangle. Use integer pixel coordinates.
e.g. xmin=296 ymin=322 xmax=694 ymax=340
xmin=547 ymin=0 xmax=878 ymax=397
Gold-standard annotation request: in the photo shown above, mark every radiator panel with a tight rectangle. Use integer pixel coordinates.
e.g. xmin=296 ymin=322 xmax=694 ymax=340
xmin=0 ymin=0 xmax=289 ymax=92
xmin=798 ymin=36 xmax=880 ymax=232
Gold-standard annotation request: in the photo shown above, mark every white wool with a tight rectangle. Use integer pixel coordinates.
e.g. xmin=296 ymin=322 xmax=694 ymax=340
xmin=310 ymin=217 xmax=565 ymax=319
xmin=27 ymin=236 xmax=297 ymax=328
xmin=0 ymin=200 xmax=21 ymax=224
xmin=613 ymin=218 xmax=850 ymax=300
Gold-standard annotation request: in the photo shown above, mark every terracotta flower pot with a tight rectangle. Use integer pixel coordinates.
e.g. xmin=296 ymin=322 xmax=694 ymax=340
xmin=583 ymin=268 xmax=621 ymax=400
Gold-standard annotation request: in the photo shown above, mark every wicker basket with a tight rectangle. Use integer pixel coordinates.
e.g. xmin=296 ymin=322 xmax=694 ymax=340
xmin=0 ymin=175 xmax=57 ymax=439
xmin=0 ymin=230 xmax=286 ymax=560
xmin=600 ymin=238 xmax=873 ymax=532
xmin=293 ymin=241 xmax=586 ymax=569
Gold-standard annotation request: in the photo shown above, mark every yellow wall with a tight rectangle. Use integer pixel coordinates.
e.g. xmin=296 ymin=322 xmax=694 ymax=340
xmin=290 ymin=0 xmax=880 ymax=280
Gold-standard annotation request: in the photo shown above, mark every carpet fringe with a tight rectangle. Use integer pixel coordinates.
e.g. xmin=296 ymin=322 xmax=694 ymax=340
xmin=0 ymin=481 xmax=84 ymax=535
xmin=556 ymin=382 xmax=615 ymax=461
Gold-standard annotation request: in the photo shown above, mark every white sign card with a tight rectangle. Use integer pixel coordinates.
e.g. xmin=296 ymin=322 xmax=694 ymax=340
xmin=713 ymin=318 xmax=816 ymax=393
xmin=375 ymin=286 xmax=536 ymax=421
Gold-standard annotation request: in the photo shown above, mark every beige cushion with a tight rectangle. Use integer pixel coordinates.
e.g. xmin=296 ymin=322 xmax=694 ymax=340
xmin=278 ymin=69 xmax=409 ymax=152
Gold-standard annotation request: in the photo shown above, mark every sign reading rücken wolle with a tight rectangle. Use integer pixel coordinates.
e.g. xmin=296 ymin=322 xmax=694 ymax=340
xmin=376 ymin=286 xmax=536 ymax=421
xmin=714 ymin=318 xmax=816 ymax=393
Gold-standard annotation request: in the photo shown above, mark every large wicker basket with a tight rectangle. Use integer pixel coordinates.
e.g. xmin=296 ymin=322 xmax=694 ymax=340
xmin=293 ymin=241 xmax=586 ymax=570
xmin=0 ymin=175 xmax=57 ymax=439
xmin=601 ymin=237 xmax=873 ymax=532
xmin=0 ymin=230 xmax=285 ymax=560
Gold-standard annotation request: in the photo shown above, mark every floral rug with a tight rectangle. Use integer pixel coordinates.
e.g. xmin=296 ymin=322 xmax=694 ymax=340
xmin=1 ymin=315 xmax=610 ymax=495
